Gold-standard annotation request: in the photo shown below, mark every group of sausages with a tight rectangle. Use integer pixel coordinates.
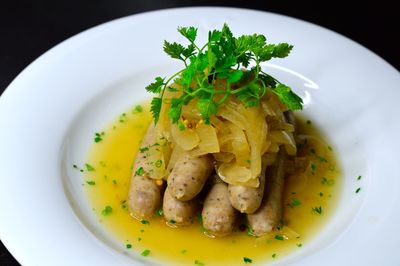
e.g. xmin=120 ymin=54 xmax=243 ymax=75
xmin=128 ymin=124 xmax=287 ymax=237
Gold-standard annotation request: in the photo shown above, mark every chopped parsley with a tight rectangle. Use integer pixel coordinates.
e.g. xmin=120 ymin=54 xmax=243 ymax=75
xmin=112 ymin=179 xmax=117 ymax=185
xmin=288 ymin=198 xmax=301 ymax=208
xmin=246 ymin=226 xmax=255 ymax=236
xmin=317 ymin=155 xmax=328 ymax=163
xmin=121 ymin=200 xmax=127 ymax=210
xmin=156 ymin=208 xmax=163 ymax=216
xmin=141 ymin=249 xmax=150 ymax=257
xmin=274 ymin=235 xmax=284 ymax=241
xmin=357 ymin=175 xmax=362 ymax=180
xmin=181 ymin=249 xmax=187 ymax=254
xmin=86 ymin=180 xmax=95 ymax=185
xmin=272 ymin=253 xmax=277 ymax=259
xmin=139 ymin=146 xmax=149 ymax=153
xmin=319 ymin=192 xmax=324 ymax=197
xmin=194 ymin=260 xmax=205 ymax=265
xmin=126 ymin=243 xmax=132 ymax=249
xmin=101 ymin=205 xmax=113 ymax=216
xmin=73 ymin=164 xmax=78 ymax=169
xmin=311 ymin=163 xmax=316 ymax=172
xmin=328 ymin=145 xmax=333 ymax=151
xmin=306 ymin=120 xmax=312 ymax=125
xmin=119 ymin=113 xmax=128 ymax=123
xmin=135 ymin=167 xmax=144 ymax=176
xmin=321 ymin=177 xmax=335 ymax=186
xmin=133 ymin=105 xmax=143 ymax=113
xmin=146 ymin=24 xmax=301 ymax=125
xmin=140 ymin=220 xmax=150 ymax=225
xmin=243 ymin=257 xmax=253 ymax=263
xmin=312 ymin=206 xmax=323 ymax=215
xmin=296 ymin=243 xmax=303 ymax=247
xmin=85 ymin=163 xmax=95 ymax=171
xmin=355 ymin=187 xmax=361 ymax=193
xmin=94 ymin=132 xmax=104 ymax=143
xmin=155 ymin=159 xmax=163 ymax=168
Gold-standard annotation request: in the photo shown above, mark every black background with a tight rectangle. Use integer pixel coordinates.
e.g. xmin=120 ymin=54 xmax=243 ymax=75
xmin=0 ymin=0 xmax=398 ymax=265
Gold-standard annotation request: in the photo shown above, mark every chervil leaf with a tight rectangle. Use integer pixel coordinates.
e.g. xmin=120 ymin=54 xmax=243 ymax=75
xmin=148 ymin=24 xmax=300 ymax=125
xmin=194 ymin=53 xmax=210 ymax=72
xmin=150 ymin=97 xmax=162 ymax=123
xmin=259 ymin=73 xmax=277 ymax=88
xmin=228 ymin=70 xmax=243 ymax=83
xmin=237 ymin=52 xmax=252 ymax=67
xmin=180 ymin=63 xmax=195 ymax=86
xmin=168 ymin=98 xmax=183 ymax=123
xmin=216 ymin=54 xmax=237 ymax=70
xmin=235 ymin=35 xmax=253 ymax=54
xmin=145 ymin=77 xmax=164 ymax=93
xmin=182 ymin=44 xmax=196 ymax=58
xmin=235 ymin=87 xmax=260 ymax=108
xmin=197 ymin=98 xmax=218 ymax=124
xmin=272 ymin=43 xmax=293 ymax=58
xmin=178 ymin=26 xmax=198 ymax=42
xmin=209 ymin=29 xmax=222 ymax=43
xmin=207 ymin=49 xmax=217 ymax=69
xmin=258 ymin=43 xmax=293 ymax=61
xmin=272 ymin=84 xmax=303 ymax=110
xmin=163 ymin=41 xmax=185 ymax=60
xmin=221 ymin=23 xmax=234 ymax=43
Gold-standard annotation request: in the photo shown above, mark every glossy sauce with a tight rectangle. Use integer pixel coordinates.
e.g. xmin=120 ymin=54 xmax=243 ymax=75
xmin=83 ymin=103 xmax=341 ymax=265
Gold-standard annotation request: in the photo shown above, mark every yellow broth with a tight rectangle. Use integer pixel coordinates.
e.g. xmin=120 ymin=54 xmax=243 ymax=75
xmin=82 ymin=104 xmax=341 ymax=265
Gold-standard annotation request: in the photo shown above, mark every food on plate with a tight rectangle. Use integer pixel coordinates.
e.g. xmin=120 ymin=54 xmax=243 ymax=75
xmin=128 ymin=23 xmax=303 ymax=236
xmin=127 ymin=124 xmax=163 ymax=219
xmin=83 ymin=24 xmax=341 ymax=264
xmin=163 ymin=186 xmax=198 ymax=226
xmin=247 ymin=150 xmax=286 ymax=236
xmin=167 ymin=154 xmax=214 ymax=201
xmin=202 ymin=176 xmax=237 ymax=236
xmin=227 ymin=161 xmax=266 ymax=214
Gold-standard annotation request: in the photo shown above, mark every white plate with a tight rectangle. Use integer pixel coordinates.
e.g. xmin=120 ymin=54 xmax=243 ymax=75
xmin=1 ymin=7 xmax=400 ymax=266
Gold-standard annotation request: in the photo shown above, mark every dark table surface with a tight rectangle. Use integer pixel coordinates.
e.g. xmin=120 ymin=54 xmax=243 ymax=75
xmin=0 ymin=1 xmax=398 ymax=265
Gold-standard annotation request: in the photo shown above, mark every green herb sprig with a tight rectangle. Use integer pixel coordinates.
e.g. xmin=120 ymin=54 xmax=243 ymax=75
xmin=146 ymin=24 xmax=303 ymax=124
